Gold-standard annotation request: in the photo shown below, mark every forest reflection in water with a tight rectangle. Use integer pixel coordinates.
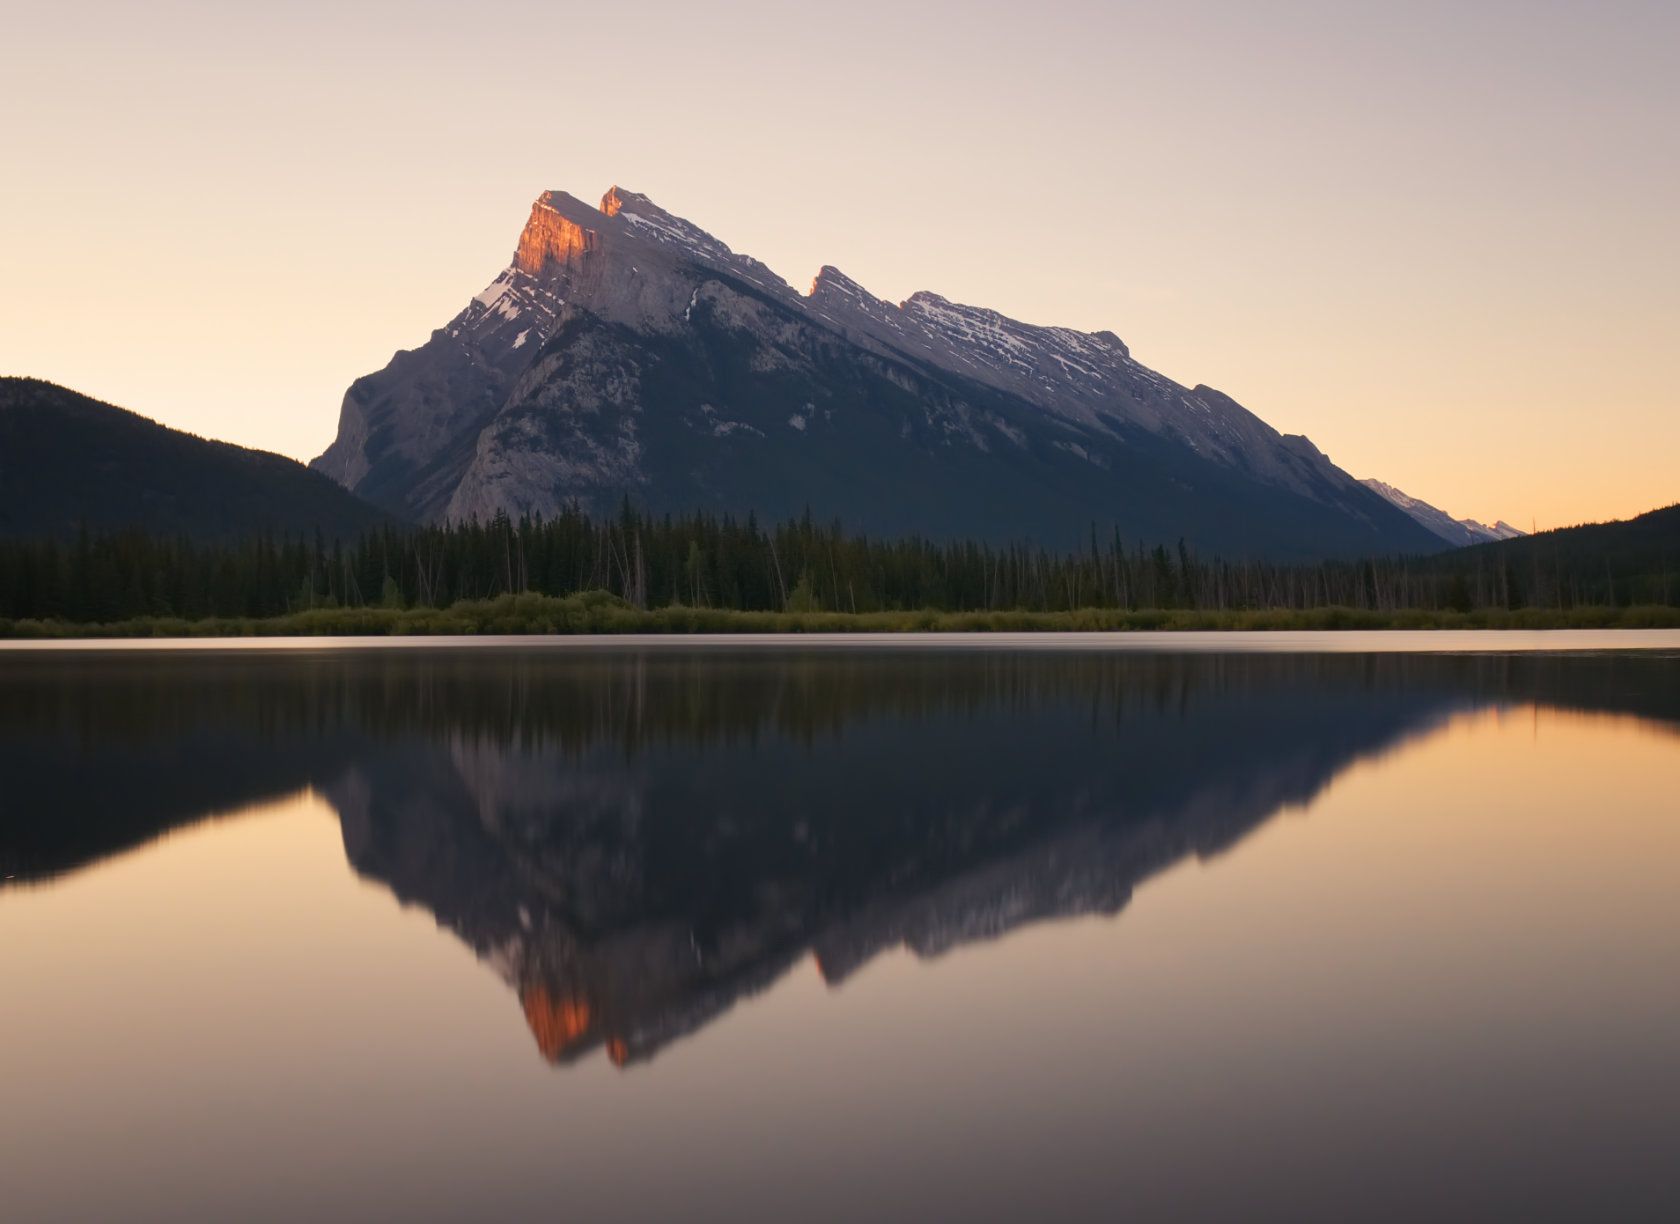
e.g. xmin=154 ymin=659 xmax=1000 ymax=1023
xmin=4 ymin=646 xmax=1677 ymax=1073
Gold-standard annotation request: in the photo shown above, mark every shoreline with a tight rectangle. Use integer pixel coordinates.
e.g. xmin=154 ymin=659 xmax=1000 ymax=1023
xmin=3 ymin=594 xmax=1678 ymax=646
xmin=4 ymin=630 xmax=1680 ymax=653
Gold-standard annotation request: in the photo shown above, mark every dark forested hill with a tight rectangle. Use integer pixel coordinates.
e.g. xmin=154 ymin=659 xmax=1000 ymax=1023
xmin=0 ymin=378 xmax=389 ymax=540
xmin=1439 ymin=502 xmax=1680 ymax=606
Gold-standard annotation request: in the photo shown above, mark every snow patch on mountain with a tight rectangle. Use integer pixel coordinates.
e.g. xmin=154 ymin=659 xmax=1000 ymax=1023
xmin=1361 ymin=479 xmax=1524 ymax=548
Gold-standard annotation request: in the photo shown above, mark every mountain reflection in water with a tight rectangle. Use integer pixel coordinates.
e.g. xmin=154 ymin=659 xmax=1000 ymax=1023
xmin=4 ymin=647 xmax=1677 ymax=1069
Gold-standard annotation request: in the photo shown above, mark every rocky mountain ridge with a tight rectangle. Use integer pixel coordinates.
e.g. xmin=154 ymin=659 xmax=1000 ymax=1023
xmin=314 ymin=187 xmax=1445 ymax=558
xmin=1361 ymin=478 xmax=1523 ymax=547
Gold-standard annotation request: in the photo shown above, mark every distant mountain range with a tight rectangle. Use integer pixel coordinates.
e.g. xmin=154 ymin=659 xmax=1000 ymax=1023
xmin=313 ymin=187 xmax=1446 ymax=559
xmin=0 ymin=378 xmax=385 ymax=541
xmin=1360 ymin=478 xmax=1524 ymax=547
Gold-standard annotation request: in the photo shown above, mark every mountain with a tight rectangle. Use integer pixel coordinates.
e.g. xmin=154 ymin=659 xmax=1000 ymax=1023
xmin=314 ymin=188 xmax=1444 ymax=559
xmin=1361 ymin=478 xmax=1523 ymax=547
xmin=0 ymin=378 xmax=387 ymax=541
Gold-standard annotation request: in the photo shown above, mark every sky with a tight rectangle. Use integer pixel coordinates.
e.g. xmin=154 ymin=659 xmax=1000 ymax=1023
xmin=2 ymin=0 xmax=1675 ymax=530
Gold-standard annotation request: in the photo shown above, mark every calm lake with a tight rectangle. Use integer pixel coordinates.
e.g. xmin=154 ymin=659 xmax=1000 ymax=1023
xmin=3 ymin=634 xmax=1678 ymax=1222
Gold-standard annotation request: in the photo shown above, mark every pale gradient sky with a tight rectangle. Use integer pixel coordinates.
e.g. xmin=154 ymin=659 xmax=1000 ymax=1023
xmin=2 ymin=0 xmax=1675 ymax=530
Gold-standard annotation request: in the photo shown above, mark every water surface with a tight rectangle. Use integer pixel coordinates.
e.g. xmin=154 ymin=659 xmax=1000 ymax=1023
xmin=3 ymin=638 xmax=1678 ymax=1221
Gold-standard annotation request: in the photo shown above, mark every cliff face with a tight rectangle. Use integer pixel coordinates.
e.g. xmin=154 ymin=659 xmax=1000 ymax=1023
xmin=513 ymin=196 xmax=599 ymax=275
xmin=312 ymin=186 xmax=1444 ymax=558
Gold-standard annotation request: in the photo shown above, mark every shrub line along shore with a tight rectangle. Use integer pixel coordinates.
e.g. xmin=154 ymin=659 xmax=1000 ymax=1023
xmin=2 ymin=592 xmax=1676 ymax=639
